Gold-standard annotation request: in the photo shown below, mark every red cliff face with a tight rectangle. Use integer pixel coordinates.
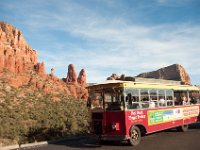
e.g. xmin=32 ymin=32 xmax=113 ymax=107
xmin=0 ymin=22 xmax=88 ymax=100
xmin=107 ymin=64 xmax=191 ymax=85
xmin=35 ymin=62 xmax=46 ymax=78
xmin=0 ymin=22 xmax=38 ymax=74
xmin=137 ymin=64 xmax=191 ymax=85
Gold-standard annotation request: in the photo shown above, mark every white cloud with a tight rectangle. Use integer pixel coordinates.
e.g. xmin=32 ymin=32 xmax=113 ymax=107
xmin=37 ymin=9 xmax=200 ymax=83
xmin=2 ymin=0 xmax=200 ymax=84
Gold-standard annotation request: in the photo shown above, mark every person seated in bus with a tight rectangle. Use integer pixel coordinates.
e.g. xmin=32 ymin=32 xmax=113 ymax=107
xmin=141 ymin=97 xmax=149 ymax=108
xmin=126 ymin=93 xmax=131 ymax=105
xmin=167 ymin=100 xmax=173 ymax=106
xmin=174 ymin=97 xmax=183 ymax=105
xmin=190 ymin=97 xmax=197 ymax=104
xmin=149 ymin=98 xmax=156 ymax=108
xmin=133 ymin=97 xmax=140 ymax=109
xmin=128 ymin=98 xmax=133 ymax=109
xmin=165 ymin=97 xmax=173 ymax=106
xmin=159 ymin=98 xmax=165 ymax=106
xmin=182 ymin=95 xmax=189 ymax=105
xmin=128 ymin=96 xmax=139 ymax=109
xmin=126 ymin=94 xmax=134 ymax=109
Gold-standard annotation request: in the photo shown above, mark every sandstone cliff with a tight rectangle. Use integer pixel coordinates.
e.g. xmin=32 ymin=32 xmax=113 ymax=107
xmin=0 ymin=22 xmax=37 ymax=73
xmin=107 ymin=64 xmax=191 ymax=85
xmin=0 ymin=22 xmax=88 ymax=100
xmin=137 ymin=64 xmax=191 ymax=85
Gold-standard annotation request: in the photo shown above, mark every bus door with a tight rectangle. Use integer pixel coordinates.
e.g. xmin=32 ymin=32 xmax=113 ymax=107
xmin=103 ymin=88 xmax=126 ymax=135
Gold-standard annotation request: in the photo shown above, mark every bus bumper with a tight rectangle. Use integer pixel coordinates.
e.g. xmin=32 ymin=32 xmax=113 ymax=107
xmin=101 ymin=135 xmax=129 ymax=141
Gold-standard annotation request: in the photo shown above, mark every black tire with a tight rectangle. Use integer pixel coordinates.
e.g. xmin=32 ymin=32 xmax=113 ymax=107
xmin=98 ymin=136 xmax=107 ymax=145
xmin=129 ymin=126 xmax=141 ymax=146
xmin=176 ymin=124 xmax=189 ymax=132
xmin=98 ymin=136 xmax=103 ymax=144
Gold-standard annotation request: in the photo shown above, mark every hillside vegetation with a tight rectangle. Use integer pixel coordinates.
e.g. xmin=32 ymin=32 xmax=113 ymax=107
xmin=0 ymin=79 xmax=89 ymax=146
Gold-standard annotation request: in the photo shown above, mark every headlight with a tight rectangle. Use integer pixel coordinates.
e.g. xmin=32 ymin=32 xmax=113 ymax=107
xmin=111 ymin=122 xmax=120 ymax=131
xmin=112 ymin=123 xmax=117 ymax=130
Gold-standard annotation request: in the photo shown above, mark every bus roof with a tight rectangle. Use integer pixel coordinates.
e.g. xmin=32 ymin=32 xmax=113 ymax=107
xmin=88 ymin=80 xmax=199 ymax=91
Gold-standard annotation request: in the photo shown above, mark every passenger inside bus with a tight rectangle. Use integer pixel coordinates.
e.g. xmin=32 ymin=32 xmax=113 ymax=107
xmin=149 ymin=98 xmax=156 ymax=108
xmin=159 ymin=98 xmax=165 ymax=106
xmin=181 ymin=95 xmax=189 ymax=105
xmin=174 ymin=97 xmax=178 ymax=105
xmin=174 ymin=92 xmax=190 ymax=105
xmin=174 ymin=92 xmax=185 ymax=105
xmin=125 ymin=89 xmax=200 ymax=109
xmin=126 ymin=94 xmax=140 ymax=109
xmin=175 ymin=97 xmax=184 ymax=105
xmin=190 ymin=91 xmax=200 ymax=104
xmin=190 ymin=97 xmax=197 ymax=104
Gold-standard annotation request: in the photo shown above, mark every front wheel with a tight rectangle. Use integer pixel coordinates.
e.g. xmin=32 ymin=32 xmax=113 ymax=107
xmin=129 ymin=126 xmax=141 ymax=146
xmin=176 ymin=124 xmax=189 ymax=132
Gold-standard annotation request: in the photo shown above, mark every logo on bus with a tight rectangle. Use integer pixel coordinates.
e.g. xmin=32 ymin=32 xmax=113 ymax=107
xmin=128 ymin=110 xmax=146 ymax=122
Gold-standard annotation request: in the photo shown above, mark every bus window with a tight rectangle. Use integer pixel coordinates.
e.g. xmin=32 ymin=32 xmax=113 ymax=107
xmin=149 ymin=89 xmax=158 ymax=108
xmin=174 ymin=92 xmax=181 ymax=105
xmin=166 ymin=90 xmax=173 ymax=100
xmin=140 ymin=89 xmax=149 ymax=108
xmin=149 ymin=89 xmax=158 ymax=100
xmin=104 ymin=88 xmax=124 ymax=111
xmin=104 ymin=94 xmax=112 ymax=102
xmin=166 ymin=90 xmax=173 ymax=106
xmin=158 ymin=90 xmax=165 ymax=107
xmin=140 ymin=89 xmax=149 ymax=101
xmin=125 ymin=89 xmax=140 ymax=109
xmin=181 ymin=93 xmax=189 ymax=105
xmin=189 ymin=91 xmax=200 ymax=104
xmin=89 ymin=91 xmax=103 ymax=109
xmin=132 ymin=89 xmax=140 ymax=102
xmin=174 ymin=91 xmax=188 ymax=105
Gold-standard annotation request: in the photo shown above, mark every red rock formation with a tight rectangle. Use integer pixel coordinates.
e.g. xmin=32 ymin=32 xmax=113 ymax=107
xmin=34 ymin=62 xmax=46 ymax=78
xmin=47 ymin=68 xmax=60 ymax=82
xmin=0 ymin=22 xmax=88 ymax=100
xmin=107 ymin=73 xmax=120 ymax=80
xmin=29 ymin=77 xmax=37 ymax=89
xmin=77 ymin=69 xmax=86 ymax=87
xmin=137 ymin=64 xmax=191 ymax=85
xmin=68 ymin=85 xmax=77 ymax=98
xmin=66 ymin=64 xmax=77 ymax=84
xmin=51 ymin=68 xmax=54 ymax=77
xmin=8 ymin=75 xmax=30 ymax=88
xmin=0 ymin=22 xmax=38 ymax=74
xmin=107 ymin=64 xmax=191 ymax=85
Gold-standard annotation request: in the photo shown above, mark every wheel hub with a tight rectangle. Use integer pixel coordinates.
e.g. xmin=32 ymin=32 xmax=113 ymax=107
xmin=131 ymin=130 xmax=139 ymax=141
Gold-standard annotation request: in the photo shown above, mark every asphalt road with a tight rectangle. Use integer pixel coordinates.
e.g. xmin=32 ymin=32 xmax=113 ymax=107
xmin=20 ymin=123 xmax=200 ymax=150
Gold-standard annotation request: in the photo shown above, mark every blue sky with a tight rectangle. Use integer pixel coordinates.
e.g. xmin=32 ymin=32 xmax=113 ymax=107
xmin=1 ymin=0 xmax=200 ymax=84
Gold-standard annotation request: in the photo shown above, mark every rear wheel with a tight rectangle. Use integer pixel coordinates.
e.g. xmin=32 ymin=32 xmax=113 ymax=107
xmin=129 ymin=126 xmax=141 ymax=146
xmin=98 ymin=136 xmax=104 ymax=144
xmin=176 ymin=124 xmax=189 ymax=132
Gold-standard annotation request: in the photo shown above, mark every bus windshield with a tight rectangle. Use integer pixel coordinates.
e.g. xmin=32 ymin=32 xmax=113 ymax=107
xmin=88 ymin=87 xmax=124 ymax=111
xmin=89 ymin=91 xmax=103 ymax=109
xmin=104 ymin=88 xmax=124 ymax=111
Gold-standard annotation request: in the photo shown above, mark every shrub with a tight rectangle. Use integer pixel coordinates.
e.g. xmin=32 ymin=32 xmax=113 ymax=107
xmin=0 ymin=84 xmax=89 ymax=146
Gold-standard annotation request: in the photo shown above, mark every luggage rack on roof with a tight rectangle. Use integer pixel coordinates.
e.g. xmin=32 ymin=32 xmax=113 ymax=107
xmin=131 ymin=77 xmax=182 ymax=85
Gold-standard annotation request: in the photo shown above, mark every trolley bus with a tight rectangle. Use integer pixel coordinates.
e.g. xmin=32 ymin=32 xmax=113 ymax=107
xmin=87 ymin=78 xmax=200 ymax=146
